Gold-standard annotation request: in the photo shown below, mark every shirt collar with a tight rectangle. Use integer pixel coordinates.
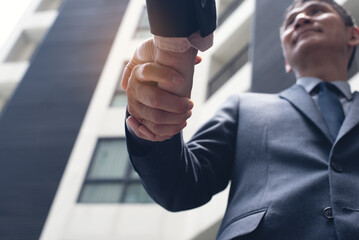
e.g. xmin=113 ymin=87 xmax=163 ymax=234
xmin=296 ymin=77 xmax=353 ymax=101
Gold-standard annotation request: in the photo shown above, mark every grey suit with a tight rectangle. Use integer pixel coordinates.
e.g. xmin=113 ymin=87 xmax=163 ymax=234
xmin=126 ymin=83 xmax=359 ymax=239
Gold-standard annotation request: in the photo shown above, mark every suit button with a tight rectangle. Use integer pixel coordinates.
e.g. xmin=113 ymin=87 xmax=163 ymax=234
xmin=331 ymin=161 xmax=343 ymax=172
xmin=201 ymin=0 xmax=206 ymax=8
xmin=323 ymin=207 xmax=333 ymax=219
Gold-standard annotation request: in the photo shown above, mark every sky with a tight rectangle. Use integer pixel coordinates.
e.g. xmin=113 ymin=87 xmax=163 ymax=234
xmin=0 ymin=0 xmax=33 ymax=52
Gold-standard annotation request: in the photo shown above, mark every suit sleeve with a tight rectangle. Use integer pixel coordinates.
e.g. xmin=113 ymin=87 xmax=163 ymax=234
xmin=146 ymin=0 xmax=216 ymax=38
xmin=126 ymin=95 xmax=239 ymax=211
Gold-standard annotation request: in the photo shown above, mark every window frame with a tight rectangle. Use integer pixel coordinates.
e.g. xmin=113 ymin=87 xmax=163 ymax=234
xmin=78 ymin=138 xmax=153 ymax=204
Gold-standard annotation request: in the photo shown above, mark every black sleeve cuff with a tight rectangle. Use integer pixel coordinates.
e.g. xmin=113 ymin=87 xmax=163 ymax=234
xmin=146 ymin=0 xmax=216 ymax=38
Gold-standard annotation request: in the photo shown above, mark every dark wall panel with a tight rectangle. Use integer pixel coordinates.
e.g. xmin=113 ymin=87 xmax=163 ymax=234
xmin=251 ymin=0 xmax=296 ymax=93
xmin=0 ymin=0 xmax=129 ymax=239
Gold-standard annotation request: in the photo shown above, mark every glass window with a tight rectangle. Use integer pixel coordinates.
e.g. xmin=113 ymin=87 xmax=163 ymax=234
xmin=111 ymin=90 xmax=127 ymax=107
xmin=78 ymin=138 xmax=153 ymax=203
xmin=133 ymin=7 xmax=152 ymax=39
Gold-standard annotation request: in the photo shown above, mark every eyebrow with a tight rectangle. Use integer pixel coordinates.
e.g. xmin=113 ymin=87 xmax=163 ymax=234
xmin=283 ymin=2 xmax=331 ymax=26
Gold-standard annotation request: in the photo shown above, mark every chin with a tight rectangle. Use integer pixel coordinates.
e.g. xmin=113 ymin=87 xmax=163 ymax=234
xmin=294 ymin=38 xmax=326 ymax=55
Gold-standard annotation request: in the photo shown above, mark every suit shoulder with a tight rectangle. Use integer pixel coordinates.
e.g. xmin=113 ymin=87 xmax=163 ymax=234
xmin=237 ymin=92 xmax=281 ymax=102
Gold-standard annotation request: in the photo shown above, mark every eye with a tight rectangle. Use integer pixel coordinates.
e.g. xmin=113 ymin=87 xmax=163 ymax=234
xmin=309 ymin=6 xmax=324 ymax=16
xmin=285 ymin=15 xmax=296 ymax=29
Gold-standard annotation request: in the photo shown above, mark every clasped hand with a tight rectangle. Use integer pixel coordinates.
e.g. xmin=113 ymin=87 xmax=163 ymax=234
xmin=121 ymin=38 xmax=200 ymax=142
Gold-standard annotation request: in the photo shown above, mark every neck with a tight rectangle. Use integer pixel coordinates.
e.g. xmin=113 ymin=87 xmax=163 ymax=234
xmin=292 ymin=51 xmax=348 ymax=82
xmin=294 ymin=65 xmax=347 ymax=82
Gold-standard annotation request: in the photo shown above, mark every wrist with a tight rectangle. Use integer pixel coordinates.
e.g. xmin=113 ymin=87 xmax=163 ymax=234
xmin=153 ymin=32 xmax=213 ymax=53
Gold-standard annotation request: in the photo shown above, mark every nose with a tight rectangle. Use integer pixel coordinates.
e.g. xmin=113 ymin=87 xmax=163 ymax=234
xmin=294 ymin=13 xmax=313 ymax=29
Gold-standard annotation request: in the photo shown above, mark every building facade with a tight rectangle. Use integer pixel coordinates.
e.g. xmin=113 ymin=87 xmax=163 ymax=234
xmin=0 ymin=0 xmax=358 ymax=239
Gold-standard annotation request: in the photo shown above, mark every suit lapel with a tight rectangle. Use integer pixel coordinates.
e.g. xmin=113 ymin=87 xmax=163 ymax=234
xmin=337 ymin=91 xmax=359 ymax=140
xmin=279 ymin=84 xmax=333 ymax=142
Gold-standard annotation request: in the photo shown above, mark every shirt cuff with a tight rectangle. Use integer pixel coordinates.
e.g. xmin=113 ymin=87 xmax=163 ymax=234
xmin=153 ymin=31 xmax=214 ymax=53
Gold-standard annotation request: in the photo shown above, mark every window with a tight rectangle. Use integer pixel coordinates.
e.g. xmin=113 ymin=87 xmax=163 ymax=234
xmin=36 ymin=0 xmax=63 ymax=12
xmin=111 ymin=90 xmax=127 ymax=107
xmin=133 ymin=7 xmax=152 ymax=39
xmin=111 ymin=61 xmax=128 ymax=107
xmin=5 ymin=29 xmax=46 ymax=63
xmin=78 ymin=139 xmax=153 ymax=203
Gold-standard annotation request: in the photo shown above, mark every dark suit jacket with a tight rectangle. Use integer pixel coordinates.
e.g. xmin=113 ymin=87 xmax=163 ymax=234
xmin=126 ymin=85 xmax=359 ymax=239
xmin=127 ymin=1 xmax=359 ymax=239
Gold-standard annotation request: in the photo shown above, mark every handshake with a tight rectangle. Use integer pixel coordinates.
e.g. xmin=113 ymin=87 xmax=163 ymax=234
xmin=121 ymin=38 xmax=201 ymax=142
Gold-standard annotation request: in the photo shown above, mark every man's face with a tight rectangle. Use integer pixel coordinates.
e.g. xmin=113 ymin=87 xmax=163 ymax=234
xmin=280 ymin=1 xmax=350 ymax=72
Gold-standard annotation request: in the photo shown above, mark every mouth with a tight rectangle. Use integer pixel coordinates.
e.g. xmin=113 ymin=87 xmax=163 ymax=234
xmin=293 ymin=28 xmax=322 ymax=44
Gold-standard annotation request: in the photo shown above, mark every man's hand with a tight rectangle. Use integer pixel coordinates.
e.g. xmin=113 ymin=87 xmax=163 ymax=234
xmin=122 ymin=38 xmax=199 ymax=142
xmin=122 ymin=38 xmax=199 ymax=97
xmin=126 ymin=62 xmax=194 ymax=141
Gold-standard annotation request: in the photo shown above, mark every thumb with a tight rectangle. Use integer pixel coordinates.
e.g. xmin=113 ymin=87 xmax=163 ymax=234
xmin=121 ymin=61 xmax=136 ymax=90
xmin=121 ymin=38 xmax=156 ymax=90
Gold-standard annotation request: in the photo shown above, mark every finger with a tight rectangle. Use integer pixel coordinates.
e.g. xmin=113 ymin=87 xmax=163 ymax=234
xmin=121 ymin=65 xmax=131 ymax=90
xmin=128 ymin=73 xmax=193 ymax=114
xmin=121 ymin=39 xmax=156 ymax=90
xmin=129 ymin=100 xmax=192 ymax=125
xmin=140 ymin=118 xmax=187 ymax=137
xmin=127 ymin=116 xmax=173 ymax=142
xmin=126 ymin=116 xmax=149 ymax=139
xmin=138 ymin=123 xmax=174 ymax=142
xmin=134 ymin=62 xmax=184 ymax=90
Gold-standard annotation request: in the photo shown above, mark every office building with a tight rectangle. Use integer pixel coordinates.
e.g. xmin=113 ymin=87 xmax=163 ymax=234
xmin=0 ymin=0 xmax=358 ymax=239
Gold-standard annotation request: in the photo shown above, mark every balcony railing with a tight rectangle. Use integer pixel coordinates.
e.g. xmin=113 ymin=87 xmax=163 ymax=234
xmin=218 ymin=0 xmax=245 ymax=26
xmin=207 ymin=44 xmax=249 ymax=98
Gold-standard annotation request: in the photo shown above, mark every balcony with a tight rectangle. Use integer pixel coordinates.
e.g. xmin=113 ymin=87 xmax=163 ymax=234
xmin=207 ymin=44 xmax=249 ymax=98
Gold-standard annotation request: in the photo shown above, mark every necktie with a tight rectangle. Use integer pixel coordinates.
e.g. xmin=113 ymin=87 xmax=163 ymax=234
xmin=317 ymin=82 xmax=345 ymax=139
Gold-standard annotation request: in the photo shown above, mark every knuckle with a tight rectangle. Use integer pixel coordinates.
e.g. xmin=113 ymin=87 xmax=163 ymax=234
xmin=147 ymin=93 xmax=160 ymax=108
xmin=132 ymin=64 xmax=140 ymax=72
xmin=127 ymin=105 xmax=137 ymax=118
xmin=127 ymin=102 xmax=141 ymax=118
xmin=141 ymin=63 xmax=151 ymax=75
xmin=131 ymin=65 xmax=141 ymax=78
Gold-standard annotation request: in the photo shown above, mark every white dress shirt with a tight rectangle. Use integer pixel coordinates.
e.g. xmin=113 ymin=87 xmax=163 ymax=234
xmin=297 ymin=77 xmax=353 ymax=116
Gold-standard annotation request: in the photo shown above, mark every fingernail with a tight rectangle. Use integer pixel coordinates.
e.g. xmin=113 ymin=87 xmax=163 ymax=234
xmin=195 ymin=56 xmax=202 ymax=65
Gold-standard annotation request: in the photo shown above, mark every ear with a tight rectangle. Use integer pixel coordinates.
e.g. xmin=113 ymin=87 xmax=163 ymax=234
xmin=285 ymin=60 xmax=292 ymax=73
xmin=347 ymin=26 xmax=359 ymax=47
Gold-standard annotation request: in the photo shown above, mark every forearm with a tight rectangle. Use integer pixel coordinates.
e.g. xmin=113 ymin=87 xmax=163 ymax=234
xmin=126 ymin=127 xmax=220 ymax=212
xmin=125 ymin=96 xmax=239 ymax=211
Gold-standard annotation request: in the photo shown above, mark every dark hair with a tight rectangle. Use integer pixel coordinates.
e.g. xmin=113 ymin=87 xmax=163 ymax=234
xmin=284 ymin=0 xmax=357 ymax=69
